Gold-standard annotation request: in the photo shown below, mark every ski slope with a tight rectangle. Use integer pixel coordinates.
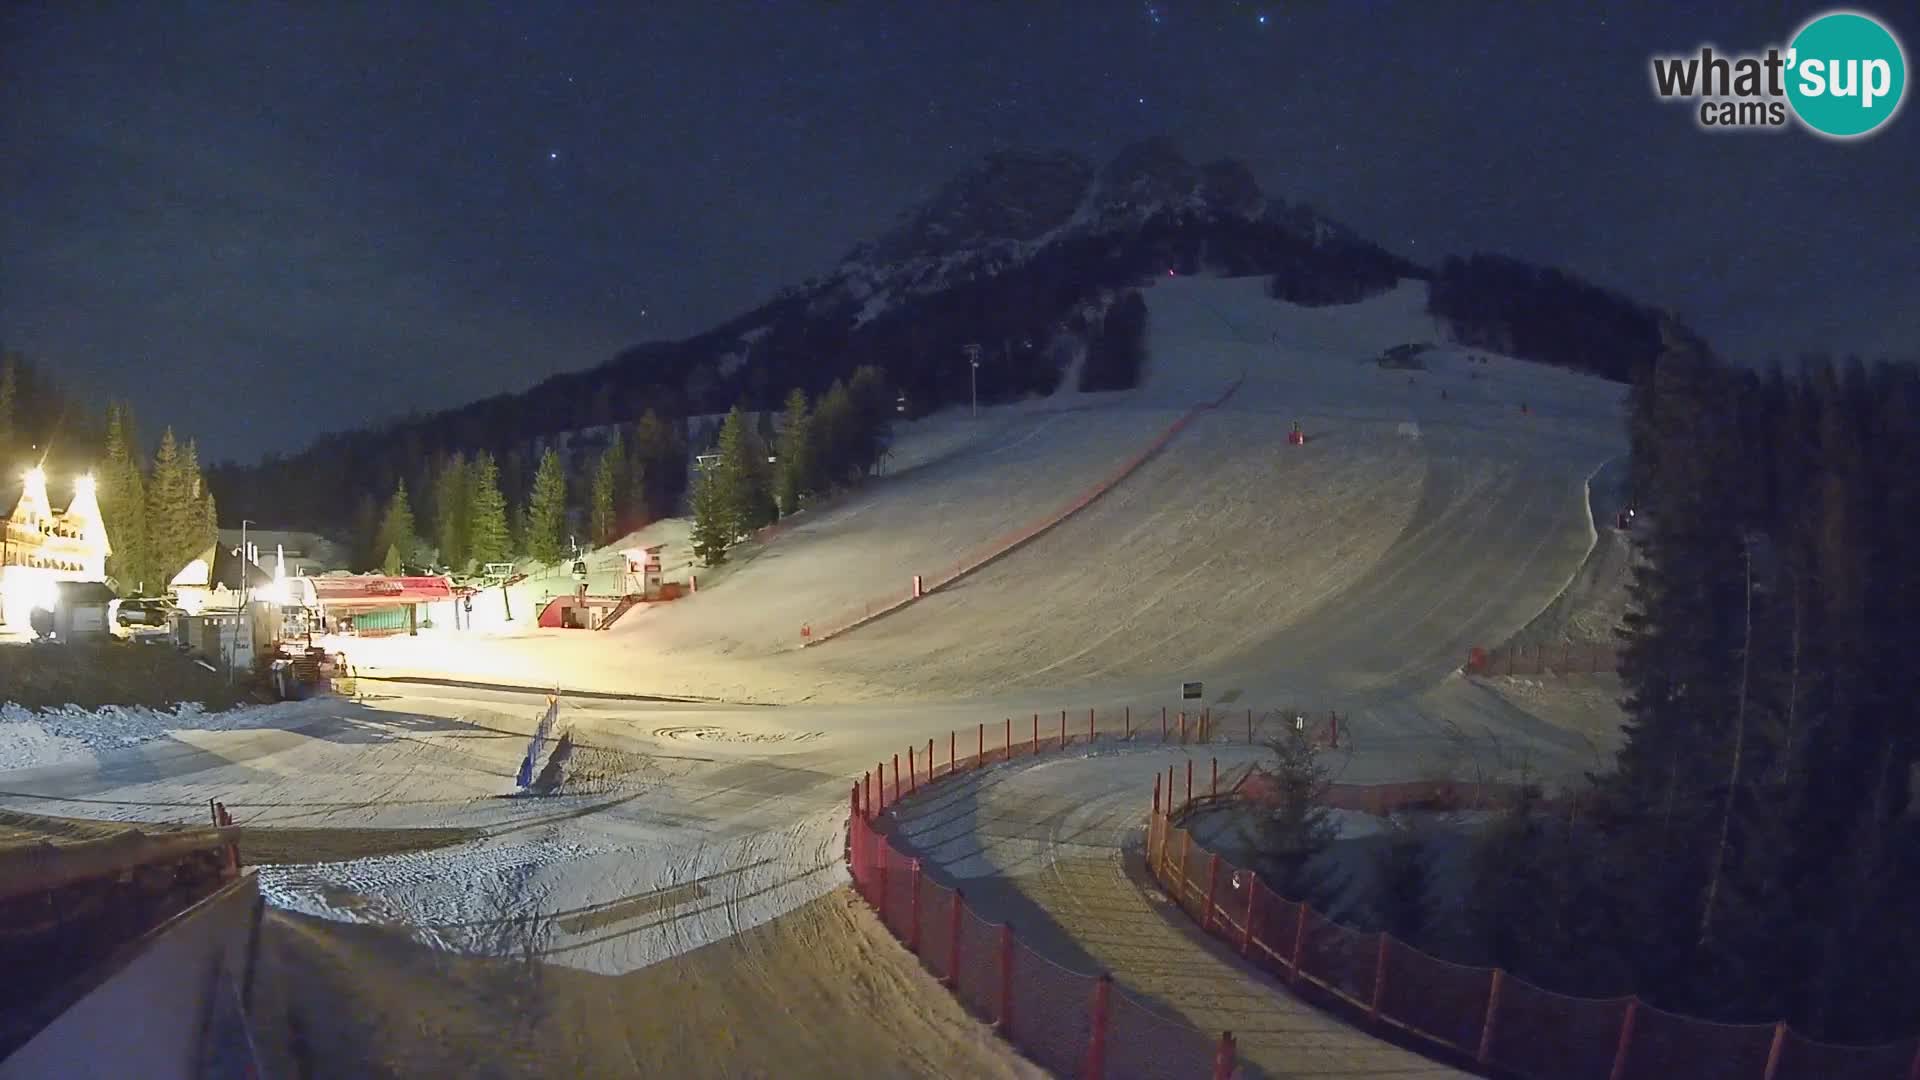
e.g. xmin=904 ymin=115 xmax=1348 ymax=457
xmin=2 ymin=274 xmax=1632 ymax=1074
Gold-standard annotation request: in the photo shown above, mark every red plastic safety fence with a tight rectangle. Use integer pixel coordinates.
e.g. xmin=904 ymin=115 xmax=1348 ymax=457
xmin=1483 ymin=975 xmax=1633 ymax=1080
xmin=1616 ymin=999 xmax=1775 ymax=1080
xmin=1009 ymin=939 xmax=1094 ymax=1077
xmin=1377 ymin=938 xmax=1496 ymax=1055
xmin=1296 ymin=906 xmax=1379 ymax=1010
xmin=917 ymin=879 xmax=958 ymax=984
xmin=804 ymin=376 xmax=1243 ymax=646
xmin=953 ymin=904 xmax=1003 ymax=1025
xmin=1103 ymin=984 xmax=1222 ymax=1077
xmin=1770 ymin=1030 xmax=1920 ymax=1080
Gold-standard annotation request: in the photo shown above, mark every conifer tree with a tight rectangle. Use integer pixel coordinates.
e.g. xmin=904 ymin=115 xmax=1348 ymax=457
xmin=688 ymin=461 xmax=731 ymax=567
xmin=465 ymin=452 xmax=511 ymax=567
xmin=524 ymin=448 xmax=568 ymax=564
xmin=1248 ymin=725 xmax=1341 ymax=906
xmin=591 ymin=430 xmax=623 ymax=546
xmin=145 ymin=428 xmax=203 ymax=584
xmin=715 ymin=406 xmax=772 ymax=534
xmin=776 ymin=388 xmax=813 ymax=515
xmin=434 ymin=454 xmax=470 ymax=571
xmin=99 ymin=403 xmax=150 ymax=591
xmin=811 ymin=380 xmax=854 ymax=488
xmin=375 ymin=479 xmax=417 ymax=572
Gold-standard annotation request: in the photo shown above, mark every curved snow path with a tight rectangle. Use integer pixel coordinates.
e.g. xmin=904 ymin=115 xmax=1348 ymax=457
xmin=890 ymin=748 xmax=1467 ymax=1078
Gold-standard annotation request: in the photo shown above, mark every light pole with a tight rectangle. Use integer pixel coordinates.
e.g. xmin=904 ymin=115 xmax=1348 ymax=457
xmin=962 ymin=343 xmax=982 ymax=418
xmin=235 ymin=519 xmax=254 ymax=683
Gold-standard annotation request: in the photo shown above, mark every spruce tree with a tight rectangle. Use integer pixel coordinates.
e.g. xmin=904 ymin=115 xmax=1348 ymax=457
xmin=1248 ymin=725 xmax=1341 ymax=906
xmin=99 ymin=403 xmax=150 ymax=592
xmin=145 ymin=428 xmax=201 ymax=584
xmin=524 ymin=448 xmax=568 ymax=564
xmin=811 ymin=380 xmax=854 ymax=488
xmin=466 ymin=452 xmax=511 ymax=568
xmin=434 ymin=454 xmax=470 ymax=571
xmin=375 ymin=479 xmax=417 ymax=572
xmin=631 ymin=410 xmax=680 ymax=518
xmin=776 ymin=388 xmax=813 ymax=515
xmin=591 ymin=431 xmax=623 ymax=546
xmin=715 ymin=406 xmax=772 ymax=534
xmin=688 ymin=462 xmax=731 ymax=567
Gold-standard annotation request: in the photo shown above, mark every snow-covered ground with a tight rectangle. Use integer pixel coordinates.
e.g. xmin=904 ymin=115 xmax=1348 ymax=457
xmin=1 ymin=274 xmax=1632 ymax=1065
xmin=0 ymin=699 xmax=343 ymax=770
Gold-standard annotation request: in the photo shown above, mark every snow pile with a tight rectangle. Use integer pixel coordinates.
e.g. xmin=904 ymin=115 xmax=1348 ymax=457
xmin=0 ymin=699 xmax=334 ymax=770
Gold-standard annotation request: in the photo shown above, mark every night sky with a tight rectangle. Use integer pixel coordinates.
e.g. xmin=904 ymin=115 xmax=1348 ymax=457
xmin=3 ymin=2 xmax=1915 ymax=461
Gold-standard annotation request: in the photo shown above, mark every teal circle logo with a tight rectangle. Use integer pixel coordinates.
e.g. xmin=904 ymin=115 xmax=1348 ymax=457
xmin=1786 ymin=10 xmax=1907 ymax=138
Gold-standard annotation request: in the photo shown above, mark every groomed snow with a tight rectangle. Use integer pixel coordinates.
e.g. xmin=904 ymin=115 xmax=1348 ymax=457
xmin=4 ymin=272 xmax=1633 ymax=1065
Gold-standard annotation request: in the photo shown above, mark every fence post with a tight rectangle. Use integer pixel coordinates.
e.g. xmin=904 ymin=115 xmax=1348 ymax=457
xmin=851 ymin=781 xmax=860 ymax=822
xmin=893 ymin=753 xmax=901 ymax=804
xmin=947 ymin=888 xmax=964 ymax=988
xmin=948 ymin=732 xmax=954 ymax=777
xmin=1084 ymin=973 xmax=1112 ymax=1079
xmin=908 ymin=745 xmax=916 ymax=795
xmin=1186 ymin=759 xmax=1193 ymax=804
xmin=1162 ymin=706 xmax=1168 ymax=740
xmin=1330 ymin=711 xmax=1340 ymax=748
xmin=1289 ymin=903 xmax=1308 ymax=985
xmin=1004 ymin=717 xmax=1011 ymax=761
xmin=1202 ymin=854 xmax=1221 ymax=933
xmin=1033 ymin=713 xmax=1039 ymax=754
xmin=877 ymin=762 xmax=886 ymax=813
xmin=997 ymin=923 xmax=1016 ymax=1036
xmin=1180 ymin=710 xmax=1188 ymax=743
xmin=909 ymin=859 xmax=923 ymax=953
xmin=1211 ymin=1031 xmax=1236 ymax=1080
xmin=1151 ymin=777 xmax=1162 ymax=871
xmin=1761 ymin=1022 xmax=1787 ymax=1080
xmin=1608 ymin=999 xmax=1640 ymax=1080
xmin=928 ymin=738 xmax=934 ymax=783
xmin=1211 ymin=757 xmax=1218 ymax=797
xmin=1061 ymin=709 xmax=1067 ymax=748
xmin=1125 ymin=705 xmax=1131 ymax=739
xmin=1477 ymin=968 xmax=1505 ymax=1066
xmin=1247 ymin=707 xmax=1253 ymax=744
xmin=1089 ymin=707 xmax=1095 ymax=745
xmin=1370 ymin=933 xmax=1390 ymax=1027
xmin=978 ymin=722 xmax=984 ymax=766
xmin=1242 ymin=879 xmax=1259 ymax=956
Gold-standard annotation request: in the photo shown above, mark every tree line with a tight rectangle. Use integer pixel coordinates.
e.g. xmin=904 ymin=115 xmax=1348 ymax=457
xmin=96 ymin=405 xmax=220 ymax=595
xmin=1 ymin=351 xmax=218 ymax=597
xmin=1455 ymin=328 xmax=1920 ymax=1044
xmin=691 ymin=368 xmax=893 ymax=566
xmin=206 ymin=204 xmax=1410 ymax=533
xmin=1426 ymin=254 xmax=1667 ymax=384
xmin=351 ymin=409 xmax=688 ymax=574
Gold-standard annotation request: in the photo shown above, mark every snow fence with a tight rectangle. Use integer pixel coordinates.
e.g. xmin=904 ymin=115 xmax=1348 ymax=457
xmin=802 ymin=373 xmax=1246 ymax=647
